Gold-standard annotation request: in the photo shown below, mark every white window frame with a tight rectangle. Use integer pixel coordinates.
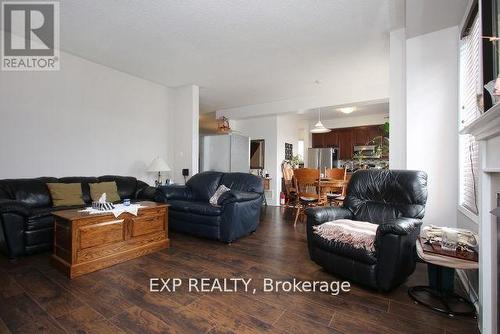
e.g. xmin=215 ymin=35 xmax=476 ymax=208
xmin=458 ymin=10 xmax=481 ymax=222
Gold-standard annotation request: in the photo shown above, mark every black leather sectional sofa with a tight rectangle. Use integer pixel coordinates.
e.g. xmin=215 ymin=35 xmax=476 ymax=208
xmin=155 ymin=171 xmax=264 ymax=243
xmin=0 ymin=176 xmax=156 ymax=259
xmin=306 ymin=169 xmax=428 ymax=291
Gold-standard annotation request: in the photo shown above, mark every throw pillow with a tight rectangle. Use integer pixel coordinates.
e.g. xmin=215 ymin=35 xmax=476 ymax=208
xmin=209 ymin=185 xmax=230 ymax=206
xmin=46 ymin=183 xmax=85 ymax=207
xmin=89 ymin=181 xmax=121 ymax=203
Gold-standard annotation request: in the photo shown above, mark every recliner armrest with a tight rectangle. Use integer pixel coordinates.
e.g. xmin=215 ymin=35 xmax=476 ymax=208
xmin=305 ymin=206 xmax=353 ymax=226
xmin=374 ymin=217 xmax=423 ymax=291
xmin=375 ymin=218 xmax=422 ymax=240
xmin=0 ymin=199 xmax=30 ymax=217
xmin=218 ymin=190 xmax=261 ymax=205
xmin=155 ymin=185 xmax=193 ymax=202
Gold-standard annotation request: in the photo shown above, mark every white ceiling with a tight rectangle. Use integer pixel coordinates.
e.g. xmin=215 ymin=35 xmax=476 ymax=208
xmin=297 ymin=100 xmax=389 ymax=121
xmin=406 ymin=0 xmax=469 ymax=38
xmin=59 ymin=0 xmax=393 ymax=112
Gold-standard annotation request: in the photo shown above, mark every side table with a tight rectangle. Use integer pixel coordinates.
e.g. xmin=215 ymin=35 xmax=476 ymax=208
xmin=408 ymin=240 xmax=478 ymax=317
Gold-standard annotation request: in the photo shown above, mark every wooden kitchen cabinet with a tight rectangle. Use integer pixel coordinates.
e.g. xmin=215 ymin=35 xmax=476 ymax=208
xmin=353 ymin=126 xmax=371 ymax=146
xmin=323 ymin=131 xmax=338 ymax=148
xmin=311 ymin=133 xmax=325 ymax=148
xmin=312 ymin=124 xmax=384 ymax=159
xmin=336 ymin=128 xmax=353 ymax=159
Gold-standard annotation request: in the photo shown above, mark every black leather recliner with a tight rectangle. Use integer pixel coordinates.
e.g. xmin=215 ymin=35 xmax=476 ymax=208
xmin=0 ymin=176 xmax=156 ymax=259
xmin=305 ymin=169 xmax=428 ymax=291
xmin=155 ymin=171 xmax=263 ymax=243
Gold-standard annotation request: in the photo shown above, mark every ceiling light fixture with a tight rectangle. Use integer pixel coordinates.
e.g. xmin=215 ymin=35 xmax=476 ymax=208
xmin=310 ymin=108 xmax=331 ymax=133
xmin=338 ymin=107 xmax=355 ymax=114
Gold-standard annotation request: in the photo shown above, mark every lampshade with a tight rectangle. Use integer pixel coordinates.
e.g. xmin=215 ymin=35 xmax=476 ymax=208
xmin=310 ymin=121 xmax=331 ymax=133
xmin=147 ymin=157 xmax=171 ymax=172
xmin=310 ymin=107 xmax=331 ymax=133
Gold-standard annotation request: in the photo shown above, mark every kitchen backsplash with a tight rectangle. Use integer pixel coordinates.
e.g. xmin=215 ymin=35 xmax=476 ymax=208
xmin=338 ymin=159 xmax=389 ymax=171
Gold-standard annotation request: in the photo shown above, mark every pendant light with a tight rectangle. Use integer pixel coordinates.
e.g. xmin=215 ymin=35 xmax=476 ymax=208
xmin=310 ymin=107 xmax=331 ymax=133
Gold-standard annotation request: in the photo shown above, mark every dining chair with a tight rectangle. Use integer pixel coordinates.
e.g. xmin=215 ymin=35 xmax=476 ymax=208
xmin=281 ymin=163 xmax=297 ymax=208
xmin=293 ymin=168 xmax=320 ymax=226
xmin=324 ymin=168 xmax=348 ymax=206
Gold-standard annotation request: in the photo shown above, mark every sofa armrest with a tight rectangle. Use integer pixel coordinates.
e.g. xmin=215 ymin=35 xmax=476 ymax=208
xmin=155 ymin=185 xmax=193 ymax=202
xmin=0 ymin=199 xmax=30 ymax=217
xmin=305 ymin=206 xmax=353 ymax=226
xmin=136 ymin=186 xmax=157 ymax=201
xmin=0 ymin=200 xmax=29 ymax=258
xmin=218 ymin=190 xmax=261 ymax=205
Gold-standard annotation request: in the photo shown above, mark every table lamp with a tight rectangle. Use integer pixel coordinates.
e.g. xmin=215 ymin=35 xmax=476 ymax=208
xmin=147 ymin=157 xmax=171 ymax=187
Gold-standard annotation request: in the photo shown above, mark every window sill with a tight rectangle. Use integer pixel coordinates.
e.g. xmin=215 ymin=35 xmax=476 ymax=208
xmin=458 ymin=205 xmax=480 ymax=224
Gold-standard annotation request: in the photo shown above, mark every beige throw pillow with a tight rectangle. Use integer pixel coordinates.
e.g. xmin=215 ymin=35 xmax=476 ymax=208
xmin=47 ymin=183 xmax=85 ymax=207
xmin=89 ymin=181 xmax=121 ymax=203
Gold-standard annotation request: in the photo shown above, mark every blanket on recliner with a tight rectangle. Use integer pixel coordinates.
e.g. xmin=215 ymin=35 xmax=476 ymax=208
xmin=313 ymin=219 xmax=377 ymax=252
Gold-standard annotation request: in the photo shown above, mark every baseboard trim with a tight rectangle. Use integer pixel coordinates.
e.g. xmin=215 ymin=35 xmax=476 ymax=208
xmin=456 ymin=269 xmax=480 ymax=316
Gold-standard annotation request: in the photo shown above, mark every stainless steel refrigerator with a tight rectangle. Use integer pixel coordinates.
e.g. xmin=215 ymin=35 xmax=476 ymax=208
xmin=200 ymin=133 xmax=250 ymax=173
xmin=307 ymin=148 xmax=338 ymax=170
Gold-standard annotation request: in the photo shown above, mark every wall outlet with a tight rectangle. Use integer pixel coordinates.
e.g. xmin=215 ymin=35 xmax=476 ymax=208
xmin=182 ymin=169 xmax=189 ymax=177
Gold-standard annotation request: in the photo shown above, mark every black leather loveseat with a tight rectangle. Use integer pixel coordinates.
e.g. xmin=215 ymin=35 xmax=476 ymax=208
xmin=306 ymin=169 xmax=428 ymax=291
xmin=0 ymin=176 xmax=156 ymax=259
xmin=155 ymin=171 xmax=263 ymax=243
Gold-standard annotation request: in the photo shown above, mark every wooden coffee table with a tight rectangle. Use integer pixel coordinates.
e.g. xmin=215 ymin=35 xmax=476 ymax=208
xmin=52 ymin=201 xmax=169 ymax=278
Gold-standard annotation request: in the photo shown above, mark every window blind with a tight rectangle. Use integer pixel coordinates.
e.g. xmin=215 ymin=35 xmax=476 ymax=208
xmin=459 ymin=14 xmax=481 ymax=214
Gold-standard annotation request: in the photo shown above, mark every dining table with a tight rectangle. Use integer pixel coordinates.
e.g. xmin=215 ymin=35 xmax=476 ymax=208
xmin=315 ymin=178 xmax=349 ymax=205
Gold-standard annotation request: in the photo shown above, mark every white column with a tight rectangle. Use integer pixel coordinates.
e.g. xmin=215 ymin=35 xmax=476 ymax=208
xmin=389 ymin=28 xmax=407 ymax=169
xmin=406 ymin=26 xmax=459 ymax=228
xmin=171 ymin=85 xmax=199 ymax=184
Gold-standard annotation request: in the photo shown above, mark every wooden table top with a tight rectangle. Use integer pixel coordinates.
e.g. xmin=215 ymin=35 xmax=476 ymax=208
xmin=52 ymin=201 xmax=169 ymax=221
xmin=316 ymin=179 xmax=349 ymax=187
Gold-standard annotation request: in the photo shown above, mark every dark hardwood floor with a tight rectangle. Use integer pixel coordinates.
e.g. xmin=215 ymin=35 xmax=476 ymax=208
xmin=0 ymin=207 xmax=479 ymax=333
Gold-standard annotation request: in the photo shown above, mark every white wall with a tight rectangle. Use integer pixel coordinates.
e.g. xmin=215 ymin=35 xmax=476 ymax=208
xmin=277 ymin=114 xmax=299 ymax=163
xmin=406 ymin=26 xmax=459 ymax=227
xmin=0 ymin=50 xmax=173 ymax=185
xmin=170 ymin=85 xmax=200 ymax=184
xmin=231 ymin=116 xmax=280 ymax=205
xmin=389 ymin=28 xmax=407 ymax=169
xmin=232 ymin=114 xmax=304 ymax=206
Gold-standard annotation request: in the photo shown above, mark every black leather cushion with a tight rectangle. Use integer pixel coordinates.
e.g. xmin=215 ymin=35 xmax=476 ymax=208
xmin=169 ymin=200 xmax=222 ymax=216
xmin=98 ymin=175 xmax=137 ymax=199
xmin=220 ymin=173 xmax=264 ymax=194
xmin=186 ymin=172 xmax=224 ymax=201
xmin=0 ymin=177 xmax=58 ymax=208
xmin=59 ymin=177 xmax=99 ymax=203
xmin=344 ymin=169 xmax=428 ymax=223
xmin=170 ymin=210 xmax=222 ymax=227
xmin=311 ymin=228 xmax=377 ymax=264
